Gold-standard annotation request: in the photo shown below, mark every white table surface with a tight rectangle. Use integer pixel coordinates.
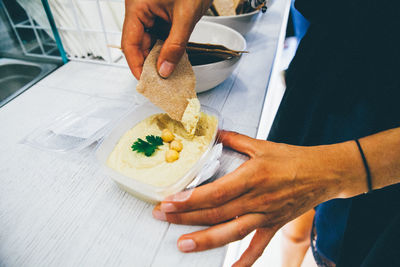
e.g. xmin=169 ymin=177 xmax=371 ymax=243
xmin=0 ymin=1 xmax=290 ymax=266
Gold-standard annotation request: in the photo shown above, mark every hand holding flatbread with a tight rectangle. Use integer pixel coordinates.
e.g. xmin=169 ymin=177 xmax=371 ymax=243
xmin=136 ymin=40 xmax=200 ymax=135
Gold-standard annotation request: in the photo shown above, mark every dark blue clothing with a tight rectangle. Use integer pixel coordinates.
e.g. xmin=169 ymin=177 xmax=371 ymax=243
xmin=268 ymin=0 xmax=400 ymax=265
xmin=290 ymin=0 xmax=309 ymax=40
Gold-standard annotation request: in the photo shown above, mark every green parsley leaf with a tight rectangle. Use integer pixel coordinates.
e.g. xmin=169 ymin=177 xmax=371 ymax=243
xmin=131 ymin=135 xmax=164 ymax=157
xmin=146 ymin=135 xmax=163 ymax=146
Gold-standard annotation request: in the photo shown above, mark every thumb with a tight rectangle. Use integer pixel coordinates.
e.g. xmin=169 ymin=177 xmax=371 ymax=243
xmin=157 ymin=8 xmax=198 ymax=78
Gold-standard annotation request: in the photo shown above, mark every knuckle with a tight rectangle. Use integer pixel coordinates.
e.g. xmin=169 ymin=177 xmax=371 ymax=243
xmin=259 ymin=194 xmax=270 ymax=206
xmin=246 ymin=138 xmax=258 ymax=151
xmin=201 ymin=234 xmax=216 ymax=249
xmin=168 ymin=41 xmax=186 ymax=49
xmin=221 ymin=131 xmax=237 ymax=144
xmin=164 ymin=41 xmax=186 ymax=54
xmin=261 ymin=214 xmax=276 ymax=228
xmin=230 ymin=131 xmax=240 ymax=137
xmin=120 ymin=43 xmax=131 ymax=57
xmin=228 ymin=132 xmax=240 ymax=142
xmin=235 ymin=222 xmax=250 ymax=240
xmin=252 ymin=195 xmax=270 ymax=213
xmin=206 ymin=208 xmax=224 ymax=224
xmin=253 ymin=142 xmax=264 ymax=157
xmin=211 ymin=187 xmax=227 ymax=205
xmin=167 ymin=213 xmax=183 ymax=224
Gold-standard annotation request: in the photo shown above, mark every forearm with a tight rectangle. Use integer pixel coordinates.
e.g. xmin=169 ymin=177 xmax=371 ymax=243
xmin=302 ymin=127 xmax=400 ymax=200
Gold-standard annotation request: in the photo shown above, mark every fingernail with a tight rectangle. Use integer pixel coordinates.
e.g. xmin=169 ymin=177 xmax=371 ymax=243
xmin=160 ymin=202 xmax=177 ymax=213
xmin=159 ymin=61 xmax=174 ymax=78
xmin=178 ymin=239 xmax=196 ymax=252
xmin=165 ymin=189 xmax=193 ymax=202
xmin=152 ymin=210 xmax=166 ymax=221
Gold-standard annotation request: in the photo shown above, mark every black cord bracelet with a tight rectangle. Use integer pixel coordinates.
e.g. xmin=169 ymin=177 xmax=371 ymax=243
xmin=355 ymin=139 xmax=373 ymax=193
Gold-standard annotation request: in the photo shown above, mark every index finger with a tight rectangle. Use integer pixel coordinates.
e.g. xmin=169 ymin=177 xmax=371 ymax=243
xmin=219 ymin=130 xmax=258 ymax=157
xmin=157 ymin=8 xmax=197 ymax=67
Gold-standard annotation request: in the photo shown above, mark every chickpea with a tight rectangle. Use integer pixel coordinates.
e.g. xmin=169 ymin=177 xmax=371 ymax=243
xmin=161 ymin=129 xmax=174 ymax=142
xmin=170 ymin=140 xmax=183 ymax=152
xmin=165 ymin=149 xmax=179 ymax=163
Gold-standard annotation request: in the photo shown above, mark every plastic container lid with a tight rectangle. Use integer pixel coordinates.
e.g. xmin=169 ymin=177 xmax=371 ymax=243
xmin=22 ymin=98 xmax=134 ymax=152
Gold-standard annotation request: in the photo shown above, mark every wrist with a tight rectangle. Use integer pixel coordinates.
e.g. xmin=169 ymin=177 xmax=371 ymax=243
xmin=316 ymin=141 xmax=368 ymax=199
xmin=295 ymin=141 xmax=367 ymax=202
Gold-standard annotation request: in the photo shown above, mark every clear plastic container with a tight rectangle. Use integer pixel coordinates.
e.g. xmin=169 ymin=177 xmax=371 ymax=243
xmin=95 ymin=102 xmax=222 ymax=204
xmin=22 ymin=98 xmax=134 ymax=152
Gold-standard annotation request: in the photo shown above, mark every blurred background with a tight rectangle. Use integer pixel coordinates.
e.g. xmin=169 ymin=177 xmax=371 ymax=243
xmin=1 ymin=0 xmax=61 ymax=60
xmin=0 ymin=0 xmax=308 ymax=67
xmin=0 ymin=0 xmax=126 ymax=65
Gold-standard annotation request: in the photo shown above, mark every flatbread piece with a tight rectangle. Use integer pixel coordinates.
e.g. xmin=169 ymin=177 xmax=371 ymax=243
xmin=136 ymin=40 xmax=197 ymax=122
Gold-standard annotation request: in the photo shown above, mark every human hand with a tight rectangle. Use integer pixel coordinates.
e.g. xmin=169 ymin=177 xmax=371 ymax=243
xmin=122 ymin=0 xmax=212 ymax=79
xmin=153 ymin=130 xmax=365 ymax=266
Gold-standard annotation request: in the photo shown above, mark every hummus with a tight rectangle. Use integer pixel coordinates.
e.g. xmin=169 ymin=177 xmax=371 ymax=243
xmin=107 ymin=112 xmax=218 ymax=187
xmin=181 ymin=98 xmax=201 ymax=135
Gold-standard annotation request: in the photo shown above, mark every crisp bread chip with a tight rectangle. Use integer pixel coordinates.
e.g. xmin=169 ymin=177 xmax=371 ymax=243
xmin=213 ymin=0 xmax=237 ymax=16
xmin=136 ymin=40 xmax=196 ymax=122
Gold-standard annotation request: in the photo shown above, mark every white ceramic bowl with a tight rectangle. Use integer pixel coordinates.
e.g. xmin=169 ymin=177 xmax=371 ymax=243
xmin=201 ymin=9 xmax=260 ymax=36
xmin=190 ymin=21 xmax=246 ymax=93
